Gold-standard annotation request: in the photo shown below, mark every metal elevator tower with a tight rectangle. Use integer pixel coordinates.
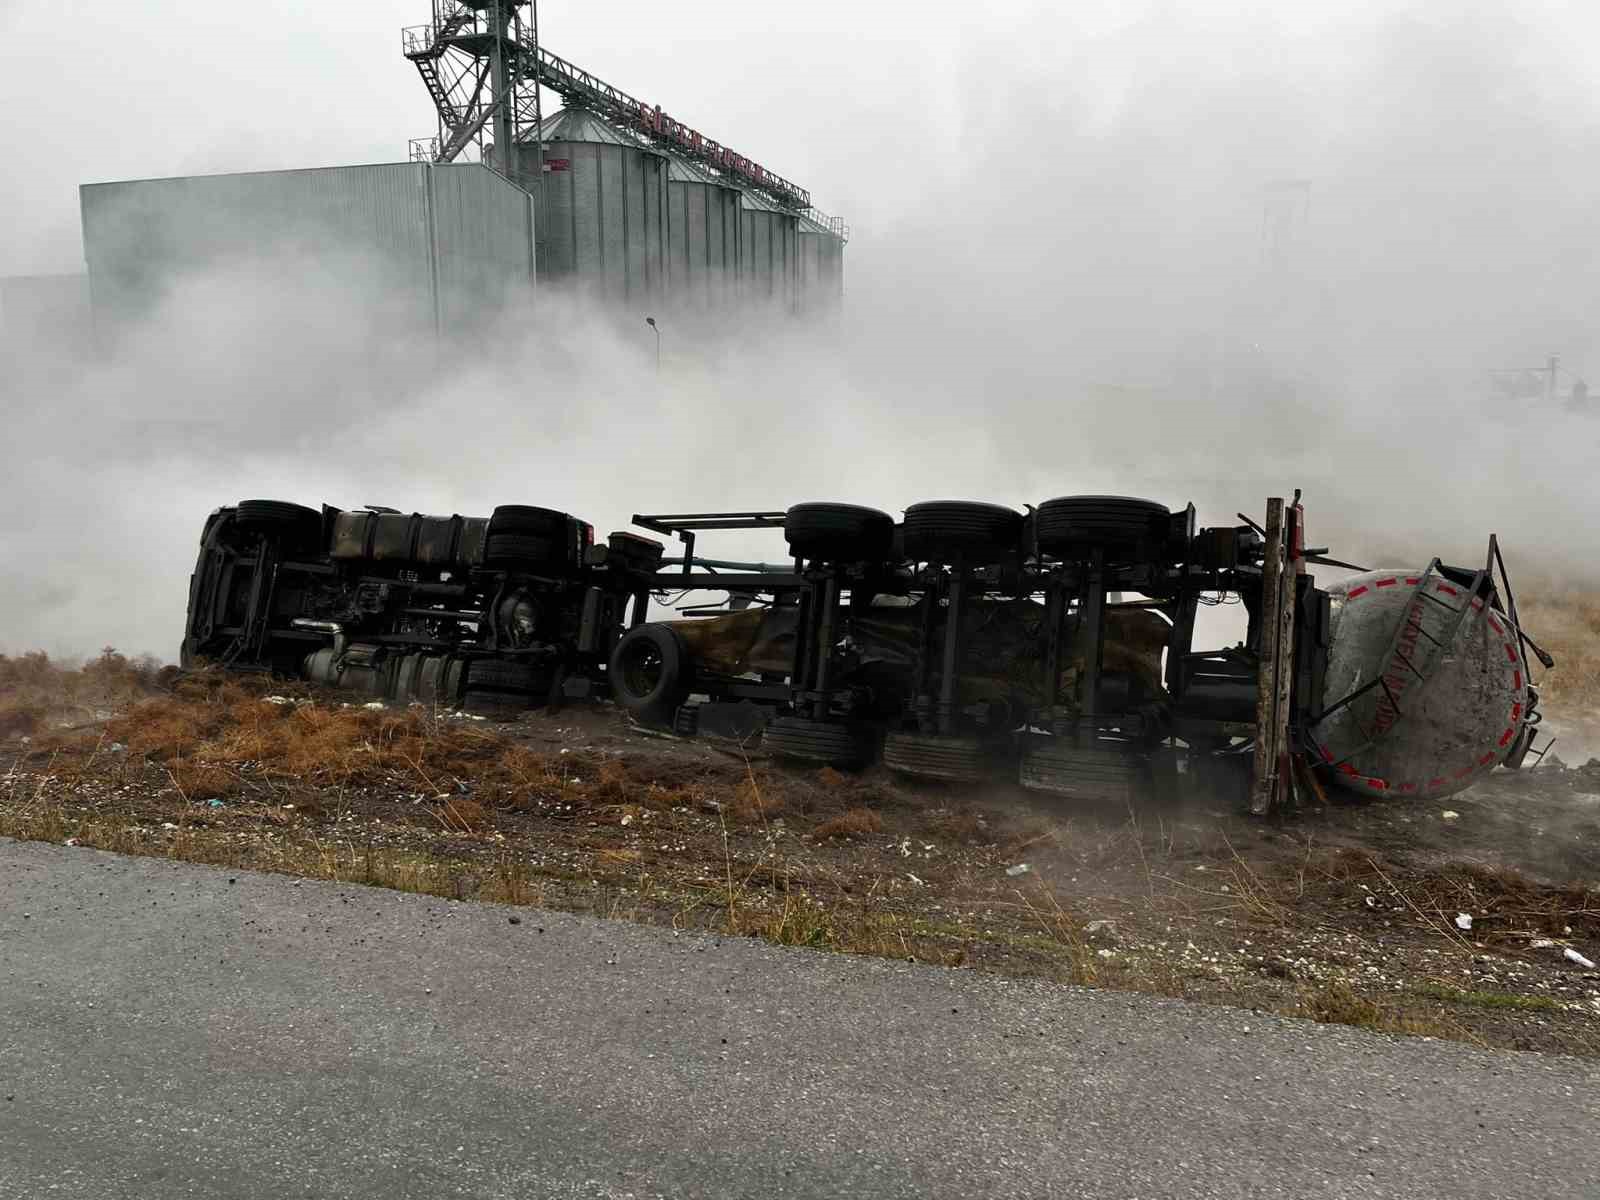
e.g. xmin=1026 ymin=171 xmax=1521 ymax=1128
xmin=400 ymin=0 xmax=836 ymax=224
xmin=402 ymin=1 xmax=540 ymax=176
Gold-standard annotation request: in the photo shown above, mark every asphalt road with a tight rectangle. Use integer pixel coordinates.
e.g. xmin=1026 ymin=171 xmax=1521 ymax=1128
xmin=1 ymin=838 xmax=1595 ymax=1199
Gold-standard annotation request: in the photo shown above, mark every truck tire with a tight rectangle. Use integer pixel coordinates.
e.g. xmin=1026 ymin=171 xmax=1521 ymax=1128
xmin=609 ymin=624 xmax=691 ymax=728
xmin=484 ymin=533 xmax=565 ymax=568
xmin=1019 ymin=738 xmax=1146 ymax=804
xmin=881 ymin=732 xmax=987 ymax=783
xmin=461 ymin=690 xmax=528 ymax=719
xmin=783 ymin=503 xmax=895 ymax=562
xmin=489 ymin=505 xmax=569 ymax=537
xmin=234 ymin=500 xmax=321 ymax=551
xmin=902 ymin=501 xmax=1023 ymax=564
xmin=466 ymin=658 xmax=545 ymax=694
xmin=1035 ymin=496 xmax=1169 ymax=560
xmin=463 ymin=660 xmax=554 ymax=715
xmin=762 ymin=717 xmax=871 ymax=768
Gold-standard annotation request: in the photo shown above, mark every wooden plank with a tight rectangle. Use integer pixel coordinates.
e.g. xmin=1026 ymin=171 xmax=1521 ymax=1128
xmin=1250 ymin=498 xmax=1286 ymax=815
xmin=1271 ymin=502 xmax=1300 ymax=810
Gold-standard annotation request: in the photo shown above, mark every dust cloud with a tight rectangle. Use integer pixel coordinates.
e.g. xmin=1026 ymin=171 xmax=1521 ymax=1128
xmin=4 ymin=0 xmax=1600 ymax=666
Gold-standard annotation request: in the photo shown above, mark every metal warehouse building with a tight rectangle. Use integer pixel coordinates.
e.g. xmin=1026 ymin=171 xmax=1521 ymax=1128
xmin=79 ymin=5 xmax=847 ymax=337
xmin=80 ymin=162 xmax=536 ymax=338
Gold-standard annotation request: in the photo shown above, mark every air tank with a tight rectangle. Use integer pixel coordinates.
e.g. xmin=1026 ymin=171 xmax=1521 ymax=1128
xmin=1314 ymin=570 xmax=1531 ymax=799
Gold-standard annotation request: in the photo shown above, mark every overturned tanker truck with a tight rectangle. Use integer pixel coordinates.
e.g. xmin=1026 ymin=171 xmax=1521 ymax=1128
xmin=181 ymin=493 xmax=1551 ymax=813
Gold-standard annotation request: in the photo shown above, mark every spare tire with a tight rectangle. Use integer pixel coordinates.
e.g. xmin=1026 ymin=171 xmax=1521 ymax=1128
xmin=609 ymin=624 xmax=692 ymax=728
xmin=1035 ymin=495 xmax=1169 ymax=560
xmin=784 ymin=502 xmax=895 ymax=562
xmin=235 ymin=500 xmax=321 ymax=550
xmin=902 ymin=501 xmax=1023 ymax=565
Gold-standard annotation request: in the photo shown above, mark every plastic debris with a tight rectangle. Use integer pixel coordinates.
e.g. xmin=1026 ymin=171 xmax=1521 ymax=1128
xmin=363 ymin=701 xmax=386 ymax=710
xmin=1454 ymin=912 xmax=1473 ymax=931
xmin=206 ymin=799 xmax=224 ymax=809
xmin=64 ymin=838 xmax=80 ymax=847
xmin=1441 ymin=810 xmax=1460 ymax=821
xmin=1005 ymin=863 xmax=1031 ymax=877
xmin=1565 ymin=947 xmax=1597 ymax=970
xmin=107 ymin=742 xmax=126 ymax=752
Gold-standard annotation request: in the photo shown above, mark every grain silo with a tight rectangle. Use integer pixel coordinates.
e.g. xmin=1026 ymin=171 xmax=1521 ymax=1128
xmin=515 ymin=109 xmax=668 ymax=305
xmin=739 ymin=191 xmax=799 ymax=311
xmin=797 ymin=212 xmax=846 ymax=310
xmin=665 ymin=157 xmax=742 ymax=309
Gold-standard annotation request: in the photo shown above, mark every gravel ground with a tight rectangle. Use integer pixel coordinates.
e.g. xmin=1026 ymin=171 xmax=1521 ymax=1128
xmin=2 ymin=837 xmax=1598 ymax=1200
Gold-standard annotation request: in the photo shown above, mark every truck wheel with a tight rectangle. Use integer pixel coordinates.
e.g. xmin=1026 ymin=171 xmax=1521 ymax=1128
xmin=762 ymin=717 xmax=871 ymax=768
xmin=902 ymin=501 xmax=1023 ymax=564
xmin=609 ymin=624 xmax=691 ymax=728
xmin=881 ymin=732 xmax=987 ymax=783
xmin=490 ymin=505 xmax=569 ymax=536
xmin=783 ymin=503 xmax=895 ymax=562
xmin=234 ymin=500 xmax=321 ymax=551
xmin=1035 ymin=496 xmax=1169 ymax=560
xmin=673 ymin=704 xmax=700 ymax=737
xmin=484 ymin=533 xmax=565 ymax=568
xmin=463 ymin=659 xmax=552 ymax=715
xmin=1019 ymin=738 xmax=1146 ymax=804
xmin=462 ymin=690 xmax=526 ymax=719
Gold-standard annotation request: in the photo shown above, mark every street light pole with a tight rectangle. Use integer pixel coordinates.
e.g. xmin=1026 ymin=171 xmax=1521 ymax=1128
xmin=646 ymin=316 xmax=659 ymax=372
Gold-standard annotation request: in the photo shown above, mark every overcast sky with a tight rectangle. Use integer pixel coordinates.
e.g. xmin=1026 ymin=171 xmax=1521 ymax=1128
xmin=4 ymin=0 xmax=1600 ymax=658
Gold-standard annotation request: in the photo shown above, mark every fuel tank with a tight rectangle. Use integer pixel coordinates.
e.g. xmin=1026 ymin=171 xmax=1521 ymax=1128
xmin=1314 ymin=569 xmax=1530 ymax=799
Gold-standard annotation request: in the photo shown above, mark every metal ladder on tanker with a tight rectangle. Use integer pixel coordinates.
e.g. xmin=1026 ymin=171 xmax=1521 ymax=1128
xmin=1308 ymin=557 xmax=1491 ymax=771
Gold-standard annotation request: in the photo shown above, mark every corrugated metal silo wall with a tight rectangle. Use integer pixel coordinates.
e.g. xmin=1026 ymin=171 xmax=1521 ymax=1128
xmin=80 ymin=163 xmax=435 ymax=332
xmin=79 ymin=163 xmax=536 ymax=337
xmin=428 ymin=164 xmax=537 ymax=327
xmin=797 ymin=232 xmax=845 ymax=308
xmin=666 ymin=181 xmax=741 ymax=307
xmin=739 ymin=209 xmax=799 ymax=310
xmin=797 ymin=232 xmax=823 ymax=309
xmin=539 ymin=141 xmax=667 ymax=304
xmin=825 ymin=235 xmax=846 ymax=298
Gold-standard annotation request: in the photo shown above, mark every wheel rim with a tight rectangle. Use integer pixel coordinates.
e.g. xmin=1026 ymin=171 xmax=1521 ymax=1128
xmin=618 ymin=639 xmax=664 ymax=702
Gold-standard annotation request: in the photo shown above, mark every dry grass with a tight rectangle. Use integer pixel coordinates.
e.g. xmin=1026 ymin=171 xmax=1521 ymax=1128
xmin=0 ymin=648 xmax=169 ymax=732
xmin=812 ymin=807 xmax=885 ymax=840
xmin=1513 ymin=587 xmax=1600 ymax=714
xmin=1288 ymin=980 xmax=1475 ymax=1042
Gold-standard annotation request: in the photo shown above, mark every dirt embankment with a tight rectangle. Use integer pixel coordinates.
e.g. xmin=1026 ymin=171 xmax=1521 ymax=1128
xmin=2 ymin=651 xmax=1597 ymax=1057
